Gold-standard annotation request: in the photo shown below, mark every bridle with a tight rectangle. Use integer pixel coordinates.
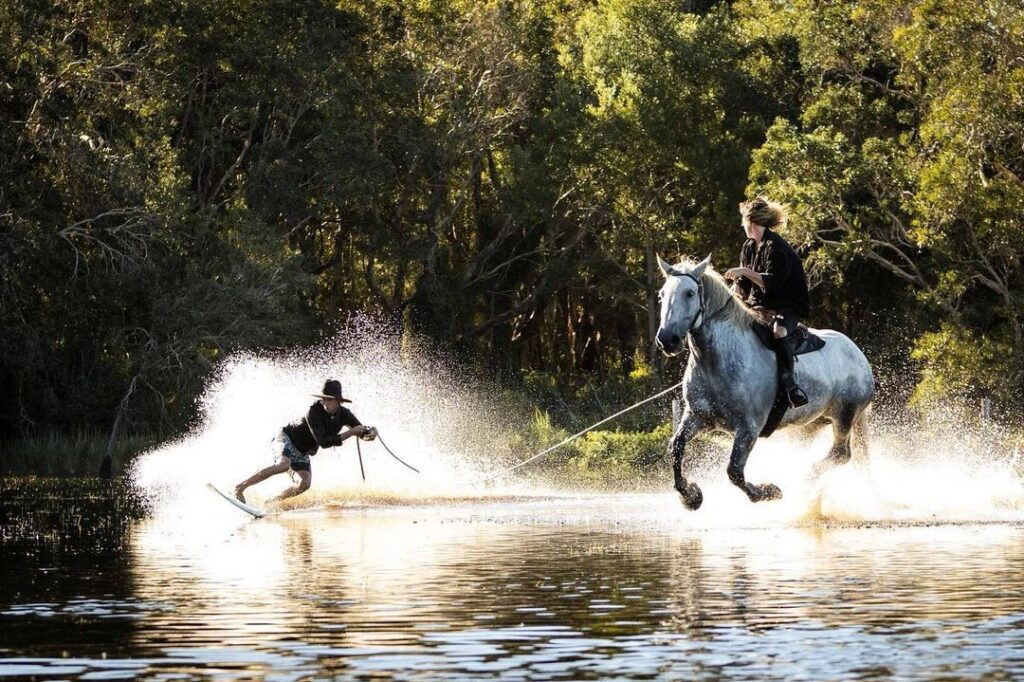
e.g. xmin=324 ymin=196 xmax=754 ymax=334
xmin=666 ymin=268 xmax=706 ymax=334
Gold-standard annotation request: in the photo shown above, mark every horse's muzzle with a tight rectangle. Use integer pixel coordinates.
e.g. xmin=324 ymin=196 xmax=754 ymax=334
xmin=656 ymin=328 xmax=682 ymax=355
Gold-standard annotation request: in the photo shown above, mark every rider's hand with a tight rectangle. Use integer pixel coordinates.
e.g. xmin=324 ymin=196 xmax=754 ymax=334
xmin=723 ymin=267 xmax=743 ymax=281
xmin=352 ymin=425 xmax=369 ymax=437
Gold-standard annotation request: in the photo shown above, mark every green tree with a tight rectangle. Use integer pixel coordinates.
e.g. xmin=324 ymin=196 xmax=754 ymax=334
xmin=742 ymin=0 xmax=1024 ymax=407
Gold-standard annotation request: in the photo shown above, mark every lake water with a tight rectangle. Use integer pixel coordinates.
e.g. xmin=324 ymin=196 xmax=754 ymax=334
xmin=2 ymin=494 xmax=1023 ymax=680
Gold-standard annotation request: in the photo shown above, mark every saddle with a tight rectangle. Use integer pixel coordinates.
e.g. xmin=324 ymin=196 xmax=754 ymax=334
xmin=753 ymin=323 xmax=826 ymax=438
xmin=751 ymin=322 xmax=826 ymax=356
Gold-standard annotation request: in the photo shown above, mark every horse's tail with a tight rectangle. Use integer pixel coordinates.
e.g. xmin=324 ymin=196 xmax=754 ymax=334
xmin=851 ymin=404 xmax=871 ymax=467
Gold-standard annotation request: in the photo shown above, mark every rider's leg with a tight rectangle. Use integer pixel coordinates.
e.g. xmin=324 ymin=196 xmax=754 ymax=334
xmin=235 ymin=457 xmax=290 ymax=502
xmin=271 ymin=468 xmax=312 ymax=503
xmin=773 ymin=319 xmax=808 ymax=408
xmin=671 ymin=411 xmax=709 ymax=510
xmin=726 ymin=428 xmax=783 ymax=503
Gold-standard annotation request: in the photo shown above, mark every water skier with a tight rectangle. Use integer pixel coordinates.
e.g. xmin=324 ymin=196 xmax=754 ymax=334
xmin=234 ymin=379 xmax=374 ymax=504
xmin=724 ymin=196 xmax=812 ymax=408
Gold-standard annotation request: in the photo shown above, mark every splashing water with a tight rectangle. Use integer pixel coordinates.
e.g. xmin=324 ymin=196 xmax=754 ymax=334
xmin=686 ymin=409 xmax=1024 ymax=528
xmin=130 ymin=328 xmax=529 ymax=522
xmin=131 ymin=329 xmax=1024 ymax=529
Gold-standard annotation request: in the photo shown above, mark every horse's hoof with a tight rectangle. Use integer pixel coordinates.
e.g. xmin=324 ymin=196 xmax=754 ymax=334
xmin=678 ymin=482 xmax=703 ymax=510
xmin=755 ymin=483 xmax=783 ymax=502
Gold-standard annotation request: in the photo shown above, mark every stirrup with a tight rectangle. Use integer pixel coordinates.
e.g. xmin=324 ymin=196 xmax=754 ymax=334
xmin=787 ymin=386 xmax=809 ymax=408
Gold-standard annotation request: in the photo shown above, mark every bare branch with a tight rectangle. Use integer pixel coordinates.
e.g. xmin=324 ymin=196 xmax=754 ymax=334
xmin=208 ymin=115 xmax=257 ymax=204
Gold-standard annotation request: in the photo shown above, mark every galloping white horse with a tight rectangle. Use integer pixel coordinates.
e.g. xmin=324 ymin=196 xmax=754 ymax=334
xmin=656 ymin=255 xmax=874 ymax=509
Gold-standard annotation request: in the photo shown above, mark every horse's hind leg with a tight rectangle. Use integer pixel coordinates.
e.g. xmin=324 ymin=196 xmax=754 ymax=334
xmin=811 ymin=403 xmax=861 ymax=480
xmin=851 ymin=405 xmax=870 ymax=467
xmin=670 ymin=412 xmax=708 ymax=510
xmin=727 ymin=428 xmax=783 ymax=503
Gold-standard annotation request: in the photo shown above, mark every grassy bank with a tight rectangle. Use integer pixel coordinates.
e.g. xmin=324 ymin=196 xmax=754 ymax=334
xmin=506 ymin=409 xmax=730 ymax=489
xmin=1 ymin=429 xmax=160 ymax=477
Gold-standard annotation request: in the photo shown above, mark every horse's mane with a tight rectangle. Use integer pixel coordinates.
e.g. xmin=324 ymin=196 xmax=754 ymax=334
xmin=673 ymin=259 xmax=757 ymax=329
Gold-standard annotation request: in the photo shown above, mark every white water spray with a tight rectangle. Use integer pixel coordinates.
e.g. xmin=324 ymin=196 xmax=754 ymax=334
xmin=130 ymin=328 xmax=528 ymax=521
xmin=682 ymin=409 xmax=1024 ymax=527
xmin=131 ymin=327 xmax=1024 ymax=528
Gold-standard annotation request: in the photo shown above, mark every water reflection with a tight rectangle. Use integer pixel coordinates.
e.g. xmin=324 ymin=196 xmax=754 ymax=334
xmin=2 ymin=495 xmax=1024 ymax=679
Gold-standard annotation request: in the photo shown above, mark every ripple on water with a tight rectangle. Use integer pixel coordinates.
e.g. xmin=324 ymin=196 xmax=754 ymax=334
xmin=1 ymin=496 xmax=1023 ymax=680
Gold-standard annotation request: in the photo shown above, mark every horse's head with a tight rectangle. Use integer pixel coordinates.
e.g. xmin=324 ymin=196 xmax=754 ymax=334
xmin=656 ymin=254 xmax=711 ymax=356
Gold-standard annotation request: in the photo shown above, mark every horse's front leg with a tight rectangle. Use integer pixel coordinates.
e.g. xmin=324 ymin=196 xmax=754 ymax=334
xmin=670 ymin=412 xmax=708 ymax=510
xmin=726 ymin=428 xmax=783 ymax=504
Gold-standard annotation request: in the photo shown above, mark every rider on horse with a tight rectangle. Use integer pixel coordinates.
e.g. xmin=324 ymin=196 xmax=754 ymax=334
xmin=724 ymin=197 xmax=811 ymax=408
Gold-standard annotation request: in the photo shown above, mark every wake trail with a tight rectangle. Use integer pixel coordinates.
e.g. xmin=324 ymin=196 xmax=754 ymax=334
xmin=130 ymin=327 xmax=1024 ymax=528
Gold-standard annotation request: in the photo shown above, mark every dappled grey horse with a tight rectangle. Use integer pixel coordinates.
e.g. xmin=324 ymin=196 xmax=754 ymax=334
xmin=656 ymin=256 xmax=874 ymax=509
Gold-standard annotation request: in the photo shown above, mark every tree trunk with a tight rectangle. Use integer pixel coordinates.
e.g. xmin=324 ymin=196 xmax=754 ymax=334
xmin=645 ymin=241 xmax=663 ymax=377
xmin=104 ymin=375 xmax=139 ymax=477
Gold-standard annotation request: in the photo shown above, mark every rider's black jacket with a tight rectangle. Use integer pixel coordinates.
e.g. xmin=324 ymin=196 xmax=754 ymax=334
xmin=283 ymin=402 xmax=361 ymax=456
xmin=736 ymin=227 xmax=811 ymax=317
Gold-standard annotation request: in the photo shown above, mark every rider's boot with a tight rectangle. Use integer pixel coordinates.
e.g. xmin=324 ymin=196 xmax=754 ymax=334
xmin=780 ymin=371 xmax=809 ymax=408
xmin=774 ymin=335 xmax=809 ymax=408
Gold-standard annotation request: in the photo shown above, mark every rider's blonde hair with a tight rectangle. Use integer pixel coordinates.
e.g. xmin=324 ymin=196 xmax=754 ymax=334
xmin=739 ymin=196 xmax=787 ymax=230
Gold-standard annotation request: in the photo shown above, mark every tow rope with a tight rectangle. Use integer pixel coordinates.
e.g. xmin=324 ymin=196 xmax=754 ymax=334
xmin=353 ymin=429 xmax=420 ymax=482
xmin=474 ymin=380 xmax=684 ymax=484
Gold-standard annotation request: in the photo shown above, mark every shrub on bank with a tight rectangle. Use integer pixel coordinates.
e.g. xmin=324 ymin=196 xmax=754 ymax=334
xmin=567 ymin=424 xmax=674 ymax=478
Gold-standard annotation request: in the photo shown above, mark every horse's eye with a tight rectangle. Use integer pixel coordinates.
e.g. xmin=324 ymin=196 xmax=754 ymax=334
xmin=686 ymin=291 xmax=694 ymax=298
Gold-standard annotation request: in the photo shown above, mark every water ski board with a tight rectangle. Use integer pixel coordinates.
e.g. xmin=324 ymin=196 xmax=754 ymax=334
xmin=207 ymin=483 xmax=265 ymax=518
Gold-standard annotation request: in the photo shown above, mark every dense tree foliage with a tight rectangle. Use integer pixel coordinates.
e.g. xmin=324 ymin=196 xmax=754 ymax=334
xmin=744 ymin=0 xmax=1024 ymax=407
xmin=2 ymin=0 xmax=1021 ymax=440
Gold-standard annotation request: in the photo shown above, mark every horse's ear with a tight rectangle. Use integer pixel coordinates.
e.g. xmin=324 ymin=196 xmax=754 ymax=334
xmin=656 ymin=254 xmax=674 ymax=277
xmin=691 ymin=254 xmax=711 ymax=278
